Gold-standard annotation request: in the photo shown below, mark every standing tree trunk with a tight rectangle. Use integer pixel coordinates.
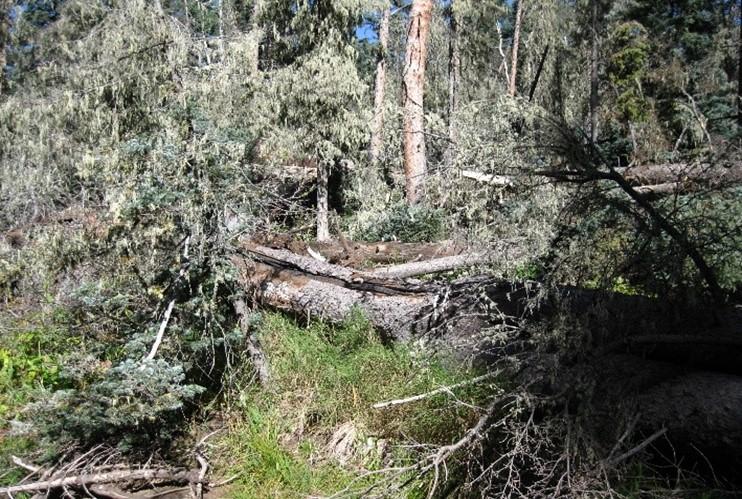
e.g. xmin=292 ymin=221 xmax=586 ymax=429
xmin=508 ymin=0 xmax=524 ymax=97
xmin=445 ymin=0 xmax=461 ymax=167
xmin=0 ymin=0 xmax=11 ymax=95
xmin=369 ymin=6 xmax=391 ymax=166
xmin=317 ymin=161 xmax=330 ymax=241
xmin=250 ymin=0 xmax=263 ymax=74
xmin=738 ymin=0 xmax=741 ymax=128
xmin=590 ymin=0 xmax=599 ymax=144
xmin=403 ymin=0 xmax=434 ymax=205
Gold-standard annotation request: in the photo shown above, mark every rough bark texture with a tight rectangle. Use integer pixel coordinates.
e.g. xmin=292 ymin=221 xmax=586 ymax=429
xmin=508 ymin=0 xmax=524 ymax=97
xmin=369 ymin=7 xmax=390 ymax=166
xmin=403 ymin=0 xmax=434 ymax=204
xmin=316 ymin=161 xmax=330 ymax=241
xmin=250 ymin=233 xmax=467 ymax=267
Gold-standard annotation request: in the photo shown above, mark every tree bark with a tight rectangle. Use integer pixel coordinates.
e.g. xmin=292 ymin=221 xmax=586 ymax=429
xmin=316 ymin=161 xmax=330 ymax=242
xmin=527 ymin=44 xmax=549 ymax=103
xmin=590 ymin=0 xmax=599 ymax=144
xmin=250 ymin=0 xmax=263 ymax=73
xmin=620 ymin=161 xmax=742 ymax=187
xmin=444 ymin=0 xmax=461 ymax=166
xmin=0 ymin=0 xmax=10 ymax=95
xmin=508 ymin=0 xmax=524 ymax=97
xmin=403 ymin=0 xmax=434 ymax=205
xmin=738 ymin=0 xmax=741 ymax=129
xmin=369 ymin=6 xmax=391 ymax=166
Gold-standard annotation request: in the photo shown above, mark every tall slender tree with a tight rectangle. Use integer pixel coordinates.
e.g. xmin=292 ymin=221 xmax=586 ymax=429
xmin=369 ymin=5 xmax=391 ymax=166
xmin=590 ymin=0 xmax=599 ymax=144
xmin=250 ymin=0 xmax=263 ymax=73
xmin=445 ymin=0 xmax=460 ymax=166
xmin=738 ymin=0 xmax=741 ymax=128
xmin=508 ymin=0 xmax=524 ymax=97
xmin=0 ymin=0 xmax=10 ymax=95
xmin=403 ymin=0 xmax=434 ymax=204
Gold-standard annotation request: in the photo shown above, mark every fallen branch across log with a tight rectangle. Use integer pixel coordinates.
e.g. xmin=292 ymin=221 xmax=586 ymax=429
xmin=370 ymin=239 xmax=524 ymax=278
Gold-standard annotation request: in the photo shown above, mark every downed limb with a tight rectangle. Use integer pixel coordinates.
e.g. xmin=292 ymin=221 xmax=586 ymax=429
xmin=460 ymin=170 xmax=514 ymax=186
xmin=372 ymin=370 xmax=501 ymax=409
xmin=0 ymin=468 xmax=199 ymax=496
xmin=249 ymin=233 xmax=466 ymax=267
xmin=370 ymin=240 xmax=524 ymax=279
xmin=144 ymin=236 xmax=190 ymax=362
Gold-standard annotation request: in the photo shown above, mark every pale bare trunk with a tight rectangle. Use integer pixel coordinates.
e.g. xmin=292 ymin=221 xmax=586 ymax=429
xmin=590 ymin=0 xmax=599 ymax=144
xmin=445 ymin=1 xmax=461 ymax=166
xmin=316 ymin=161 xmax=330 ymax=242
xmin=508 ymin=0 xmax=524 ymax=97
xmin=369 ymin=7 xmax=391 ymax=165
xmin=403 ymin=0 xmax=434 ymax=205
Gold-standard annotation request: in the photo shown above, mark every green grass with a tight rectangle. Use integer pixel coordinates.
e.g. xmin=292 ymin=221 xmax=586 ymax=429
xmin=215 ymin=310 xmax=490 ymax=498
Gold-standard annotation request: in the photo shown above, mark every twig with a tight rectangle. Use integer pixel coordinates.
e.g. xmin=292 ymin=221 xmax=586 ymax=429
xmin=604 ymin=427 xmax=667 ymax=466
xmin=372 ymin=371 xmax=500 ymax=409
xmin=10 ymin=456 xmax=41 ymax=474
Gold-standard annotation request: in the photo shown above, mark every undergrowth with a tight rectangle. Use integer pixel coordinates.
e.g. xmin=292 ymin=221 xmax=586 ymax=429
xmin=214 ymin=311 xmax=490 ymax=498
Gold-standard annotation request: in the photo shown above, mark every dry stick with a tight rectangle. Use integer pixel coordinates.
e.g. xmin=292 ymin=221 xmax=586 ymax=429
xmin=604 ymin=427 xmax=667 ymax=467
xmin=0 ymin=469 xmax=198 ymax=496
xmin=144 ymin=236 xmax=190 ymax=362
xmin=372 ymin=371 xmax=500 ymax=409
xmin=370 ymin=253 xmax=493 ymax=279
xmin=10 ymin=456 xmax=41 ymax=474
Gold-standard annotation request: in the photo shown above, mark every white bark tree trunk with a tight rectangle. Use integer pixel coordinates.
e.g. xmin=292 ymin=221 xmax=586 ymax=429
xmin=316 ymin=161 xmax=330 ymax=241
xmin=403 ymin=0 xmax=434 ymax=205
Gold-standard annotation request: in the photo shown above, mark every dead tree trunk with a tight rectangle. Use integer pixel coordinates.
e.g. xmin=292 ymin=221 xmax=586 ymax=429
xmin=508 ymin=0 xmax=524 ymax=97
xmin=445 ymin=0 xmax=461 ymax=167
xmin=403 ymin=0 xmax=434 ymax=204
xmin=369 ymin=6 xmax=391 ymax=166
xmin=316 ymin=161 xmax=330 ymax=242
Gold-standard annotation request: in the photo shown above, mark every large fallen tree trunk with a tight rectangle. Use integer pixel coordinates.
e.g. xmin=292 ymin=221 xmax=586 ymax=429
xmin=232 ymin=243 xmax=742 ymax=474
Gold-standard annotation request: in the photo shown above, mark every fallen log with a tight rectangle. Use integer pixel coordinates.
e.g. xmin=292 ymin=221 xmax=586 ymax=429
xmin=0 ymin=468 xmax=199 ymax=496
xmin=232 ymin=243 xmax=742 ymax=475
xmin=369 ymin=239 xmax=524 ymax=279
xmin=249 ymin=233 xmax=467 ymax=267
xmin=620 ymin=162 xmax=742 ymax=187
